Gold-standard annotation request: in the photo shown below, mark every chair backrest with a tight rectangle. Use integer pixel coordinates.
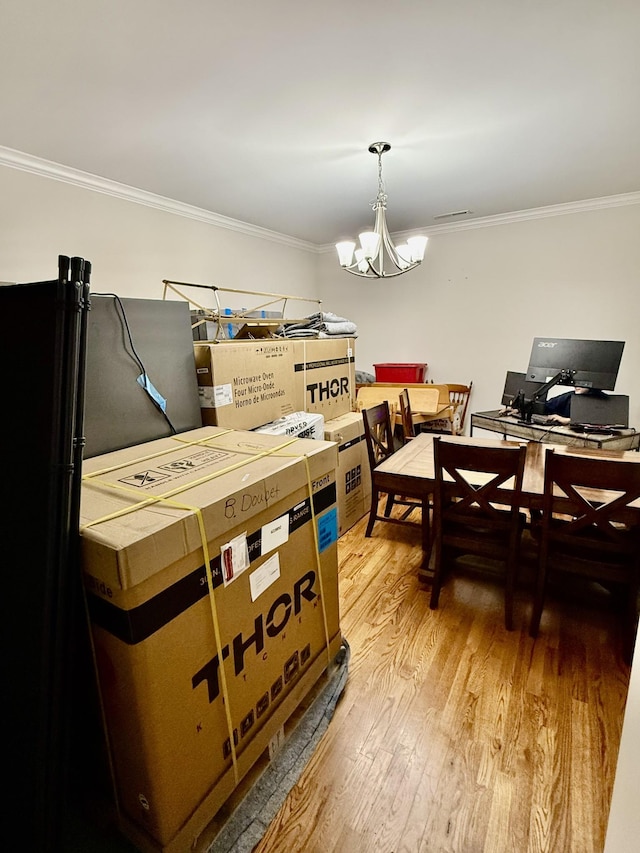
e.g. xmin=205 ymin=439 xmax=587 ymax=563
xmin=434 ymin=437 xmax=526 ymax=529
xmin=356 ymin=385 xmax=399 ymax=416
xmin=399 ymin=389 xmax=415 ymax=441
xmin=447 ymin=382 xmax=473 ymax=433
xmin=541 ymin=449 xmax=640 ymax=558
xmin=362 ymin=402 xmax=396 ymax=469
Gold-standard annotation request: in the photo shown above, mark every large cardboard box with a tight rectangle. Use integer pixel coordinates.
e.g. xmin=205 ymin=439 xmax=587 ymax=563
xmin=324 ymin=412 xmax=372 ymax=536
xmin=292 ymin=338 xmax=356 ymax=421
xmin=194 ymin=341 xmax=297 ymax=429
xmin=79 ymin=427 xmax=341 ymax=852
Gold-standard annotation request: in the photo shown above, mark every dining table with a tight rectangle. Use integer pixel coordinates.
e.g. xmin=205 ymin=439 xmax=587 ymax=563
xmin=373 ymin=431 xmax=640 ymax=583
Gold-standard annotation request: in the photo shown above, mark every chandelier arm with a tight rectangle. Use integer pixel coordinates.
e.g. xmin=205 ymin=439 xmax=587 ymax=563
xmin=378 ymin=209 xmax=406 ymax=272
xmin=341 ymin=264 xmax=418 ymax=279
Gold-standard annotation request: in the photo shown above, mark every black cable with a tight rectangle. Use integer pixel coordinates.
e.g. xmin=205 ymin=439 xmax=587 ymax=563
xmin=92 ymin=292 xmax=178 ymax=435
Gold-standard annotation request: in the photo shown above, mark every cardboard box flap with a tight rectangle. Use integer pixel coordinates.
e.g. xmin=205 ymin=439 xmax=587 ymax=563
xmin=81 ymin=428 xmax=338 ymax=593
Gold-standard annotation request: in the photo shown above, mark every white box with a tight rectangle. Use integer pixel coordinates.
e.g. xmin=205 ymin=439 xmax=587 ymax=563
xmin=254 ymin=411 xmax=325 ymax=441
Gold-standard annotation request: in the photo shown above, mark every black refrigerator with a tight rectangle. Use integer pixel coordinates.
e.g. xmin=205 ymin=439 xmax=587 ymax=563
xmin=2 ymin=257 xmax=91 ymax=851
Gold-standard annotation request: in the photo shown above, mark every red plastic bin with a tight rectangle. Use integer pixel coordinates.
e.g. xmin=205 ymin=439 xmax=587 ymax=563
xmin=373 ymin=363 xmax=428 ymax=383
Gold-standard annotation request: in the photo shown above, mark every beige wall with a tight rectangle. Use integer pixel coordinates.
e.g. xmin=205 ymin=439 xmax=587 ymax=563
xmin=0 ymin=164 xmax=318 ymax=310
xmin=316 ymin=204 xmax=640 ymax=429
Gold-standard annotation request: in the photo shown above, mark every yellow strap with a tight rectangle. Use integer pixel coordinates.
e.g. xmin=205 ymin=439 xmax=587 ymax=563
xmin=302 ymin=454 xmax=333 ymax=672
xmin=81 ymin=435 xmax=300 ymax=530
xmin=80 ymin=434 xmax=335 ymax=791
xmin=82 ymin=429 xmax=235 ymax=480
xmin=188 ymin=500 xmax=239 ymax=784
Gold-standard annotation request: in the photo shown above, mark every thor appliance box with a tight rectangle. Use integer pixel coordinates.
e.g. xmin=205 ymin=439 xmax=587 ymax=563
xmin=292 ymin=338 xmax=356 ymax=421
xmin=79 ymin=426 xmax=341 ymax=853
xmin=324 ymin=412 xmax=372 ymax=536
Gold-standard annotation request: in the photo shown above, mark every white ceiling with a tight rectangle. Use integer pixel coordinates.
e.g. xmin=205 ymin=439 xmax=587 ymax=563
xmin=2 ymin=0 xmax=639 ymax=245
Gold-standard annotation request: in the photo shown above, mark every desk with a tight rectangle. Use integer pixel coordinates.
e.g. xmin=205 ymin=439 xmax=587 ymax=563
xmin=470 ymin=410 xmax=640 ymax=451
xmin=374 ymin=432 xmax=640 ymax=582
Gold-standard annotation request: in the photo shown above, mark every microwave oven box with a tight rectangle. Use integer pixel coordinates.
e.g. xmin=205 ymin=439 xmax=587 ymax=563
xmin=292 ymin=338 xmax=356 ymax=421
xmin=194 ymin=341 xmax=297 ymax=430
xmin=324 ymin=412 xmax=372 ymax=536
xmin=79 ymin=426 xmax=341 ymax=852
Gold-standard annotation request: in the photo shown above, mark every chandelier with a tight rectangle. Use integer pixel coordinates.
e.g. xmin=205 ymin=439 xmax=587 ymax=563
xmin=336 ymin=142 xmax=428 ymax=279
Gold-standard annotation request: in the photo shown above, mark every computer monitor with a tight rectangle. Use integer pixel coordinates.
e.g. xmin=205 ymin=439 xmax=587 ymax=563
xmin=501 ymin=371 xmax=547 ymax=407
xmin=569 ymin=393 xmax=629 ymax=428
xmin=526 ymin=338 xmax=625 ymax=391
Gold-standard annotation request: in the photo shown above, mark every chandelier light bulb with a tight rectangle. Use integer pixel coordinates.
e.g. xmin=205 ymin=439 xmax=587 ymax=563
xmin=336 ymin=241 xmax=356 ymax=267
xmin=395 ymin=243 xmax=412 ymax=269
xmin=359 ymin=231 xmax=380 ymax=260
xmin=407 ymin=235 xmax=429 ymax=263
xmin=354 ymin=248 xmax=369 ymax=273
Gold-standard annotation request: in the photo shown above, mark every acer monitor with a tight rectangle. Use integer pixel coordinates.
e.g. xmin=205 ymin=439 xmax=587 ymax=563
xmin=526 ymin=338 xmax=625 ymax=392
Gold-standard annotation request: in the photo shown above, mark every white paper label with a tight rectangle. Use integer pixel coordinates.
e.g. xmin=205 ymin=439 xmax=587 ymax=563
xmin=214 ymin=383 xmax=233 ymax=408
xmin=250 ymin=552 xmax=281 ymax=601
xmin=261 ymin=513 xmax=289 ymax=555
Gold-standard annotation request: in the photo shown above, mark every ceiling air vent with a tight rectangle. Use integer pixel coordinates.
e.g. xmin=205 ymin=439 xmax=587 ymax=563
xmin=433 ymin=210 xmax=472 ymax=220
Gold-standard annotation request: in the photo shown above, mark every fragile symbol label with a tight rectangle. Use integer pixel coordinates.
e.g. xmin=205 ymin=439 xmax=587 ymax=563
xmin=119 ymin=470 xmax=171 ymax=487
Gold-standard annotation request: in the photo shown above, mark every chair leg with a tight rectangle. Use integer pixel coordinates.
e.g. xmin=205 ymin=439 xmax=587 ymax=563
xmin=529 ymin=561 xmax=548 ymax=637
xmin=430 ymin=539 xmax=444 ymax=610
xmin=421 ymin=495 xmax=431 ymax=561
xmin=383 ymin=493 xmax=395 ymax=517
xmin=505 ymin=558 xmax=515 ymax=632
xmin=365 ymin=488 xmax=380 ymax=538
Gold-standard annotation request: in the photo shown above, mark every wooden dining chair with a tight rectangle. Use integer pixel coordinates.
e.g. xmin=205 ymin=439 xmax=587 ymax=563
xmin=399 ymin=388 xmax=416 ymax=443
xmin=446 ymin=381 xmax=473 ymax=434
xmin=529 ymin=449 xmax=640 ymax=663
xmin=362 ymin=402 xmax=422 ymax=538
xmin=430 ymin=437 xmax=527 ymax=630
xmin=417 ymin=382 xmax=473 ymax=436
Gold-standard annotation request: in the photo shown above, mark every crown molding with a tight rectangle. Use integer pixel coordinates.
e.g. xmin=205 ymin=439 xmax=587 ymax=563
xmin=0 ymin=145 xmax=317 ymax=253
xmin=2 ymin=145 xmax=638 ymax=254
xmin=320 ymin=190 xmax=640 ymax=251
xmin=380 ymin=191 xmax=640 ymax=247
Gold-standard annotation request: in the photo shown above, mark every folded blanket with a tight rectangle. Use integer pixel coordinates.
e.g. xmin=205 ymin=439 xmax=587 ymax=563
xmin=281 ymin=311 xmax=353 ymax=332
xmin=315 ymin=320 xmax=357 ymax=335
xmin=280 ymin=328 xmax=319 ymax=338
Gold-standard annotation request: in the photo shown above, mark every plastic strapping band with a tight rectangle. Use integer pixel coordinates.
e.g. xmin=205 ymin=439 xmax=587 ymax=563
xmin=81 ymin=430 xmax=230 ymax=480
xmin=81 ymin=435 xmax=300 ymax=529
xmin=182 ymin=498 xmax=240 ymax=785
xmin=271 ymin=446 xmax=334 ymax=672
xmin=85 ymin=484 xmax=242 ymax=785
xmin=79 ymin=433 xmax=325 ymax=788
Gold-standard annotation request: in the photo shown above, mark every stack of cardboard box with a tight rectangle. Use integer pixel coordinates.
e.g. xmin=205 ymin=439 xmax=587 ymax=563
xmin=193 ymin=337 xmax=371 ymax=536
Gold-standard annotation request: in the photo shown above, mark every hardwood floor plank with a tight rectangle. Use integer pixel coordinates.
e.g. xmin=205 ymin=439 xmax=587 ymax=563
xmin=252 ymin=511 xmax=631 ymax=853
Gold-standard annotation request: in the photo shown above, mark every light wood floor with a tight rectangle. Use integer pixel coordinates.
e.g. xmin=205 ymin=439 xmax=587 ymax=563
xmin=255 ymin=510 xmax=631 ymax=853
